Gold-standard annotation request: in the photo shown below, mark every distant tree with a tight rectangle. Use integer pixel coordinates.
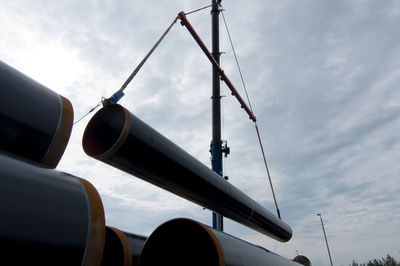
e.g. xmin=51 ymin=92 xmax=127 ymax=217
xmin=350 ymin=254 xmax=399 ymax=266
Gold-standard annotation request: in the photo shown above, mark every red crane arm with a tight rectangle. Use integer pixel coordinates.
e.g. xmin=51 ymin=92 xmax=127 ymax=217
xmin=178 ymin=12 xmax=257 ymax=122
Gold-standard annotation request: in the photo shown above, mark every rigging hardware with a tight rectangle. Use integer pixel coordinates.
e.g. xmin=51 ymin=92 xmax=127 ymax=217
xmin=222 ymin=140 xmax=230 ymax=158
xmin=221 ymin=8 xmax=281 ymax=219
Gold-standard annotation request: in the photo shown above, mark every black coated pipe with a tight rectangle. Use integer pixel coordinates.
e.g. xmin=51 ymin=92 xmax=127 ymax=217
xmin=123 ymin=230 xmax=147 ymax=266
xmin=139 ymin=218 xmax=303 ymax=266
xmin=82 ymin=104 xmax=292 ymax=242
xmin=102 ymin=226 xmax=147 ymax=266
xmin=0 ymin=152 xmax=105 ymax=266
xmin=0 ymin=60 xmax=73 ymax=168
xmin=293 ymin=255 xmax=312 ymax=266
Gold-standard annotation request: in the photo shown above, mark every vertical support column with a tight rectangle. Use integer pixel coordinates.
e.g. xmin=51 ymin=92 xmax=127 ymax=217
xmin=210 ymin=0 xmax=223 ymax=231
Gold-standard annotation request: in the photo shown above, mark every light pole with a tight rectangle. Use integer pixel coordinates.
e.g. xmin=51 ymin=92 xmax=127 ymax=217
xmin=317 ymin=213 xmax=333 ymax=266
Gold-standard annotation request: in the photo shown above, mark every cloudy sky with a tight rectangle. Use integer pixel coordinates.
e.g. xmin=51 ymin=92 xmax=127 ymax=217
xmin=1 ymin=0 xmax=399 ymax=265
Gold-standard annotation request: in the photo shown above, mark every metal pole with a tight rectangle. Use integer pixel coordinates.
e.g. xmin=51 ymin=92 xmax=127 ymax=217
xmin=317 ymin=213 xmax=333 ymax=266
xmin=210 ymin=0 xmax=223 ymax=231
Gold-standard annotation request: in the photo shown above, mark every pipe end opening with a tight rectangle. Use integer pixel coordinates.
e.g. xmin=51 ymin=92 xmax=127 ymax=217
xmin=139 ymin=219 xmax=222 ymax=266
xmin=82 ymin=104 xmax=127 ymax=158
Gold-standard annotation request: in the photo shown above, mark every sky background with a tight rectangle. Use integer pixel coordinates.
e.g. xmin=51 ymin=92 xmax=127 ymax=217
xmin=1 ymin=0 xmax=399 ymax=265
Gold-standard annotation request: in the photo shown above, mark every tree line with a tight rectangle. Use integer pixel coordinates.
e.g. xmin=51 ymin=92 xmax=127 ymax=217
xmin=351 ymin=254 xmax=399 ymax=266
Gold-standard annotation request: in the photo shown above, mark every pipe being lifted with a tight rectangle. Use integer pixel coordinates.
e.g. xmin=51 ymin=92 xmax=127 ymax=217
xmin=0 ymin=60 xmax=73 ymax=168
xmin=82 ymin=104 xmax=291 ymax=242
xmin=139 ymin=218 xmax=304 ymax=266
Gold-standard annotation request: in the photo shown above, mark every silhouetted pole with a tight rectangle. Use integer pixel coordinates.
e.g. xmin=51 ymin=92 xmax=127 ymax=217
xmin=210 ymin=0 xmax=223 ymax=231
xmin=317 ymin=213 xmax=333 ymax=266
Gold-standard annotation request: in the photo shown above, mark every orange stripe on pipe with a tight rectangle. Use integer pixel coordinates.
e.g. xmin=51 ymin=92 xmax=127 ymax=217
xmin=42 ymin=95 xmax=74 ymax=168
xmin=87 ymin=105 xmax=131 ymax=160
xmin=194 ymin=220 xmax=225 ymax=266
xmin=78 ymin=178 xmax=106 ymax=266
xmin=107 ymin=227 xmax=133 ymax=266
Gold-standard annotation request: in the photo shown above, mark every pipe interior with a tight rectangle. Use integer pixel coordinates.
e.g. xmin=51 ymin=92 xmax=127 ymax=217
xmin=82 ymin=104 xmax=125 ymax=157
xmin=139 ymin=219 xmax=221 ymax=266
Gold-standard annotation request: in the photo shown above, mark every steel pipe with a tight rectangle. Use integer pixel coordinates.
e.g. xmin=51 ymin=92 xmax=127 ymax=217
xmin=0 ymin=60 xmax=73 ymax=168
xmin=82 ymin=104 xmax=292 ymax=242
xmin=0 ymin=152 xmax=105 ymax=265
xmin=139 ymin=218 xmax=303 ymax=266
xmin=293 ymin=255 xmax=312 ymax=266
xmin=102 ymin=226 xmax=147 ymax=266
xmin=123 ymin=230 xmax=147 ymax=266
